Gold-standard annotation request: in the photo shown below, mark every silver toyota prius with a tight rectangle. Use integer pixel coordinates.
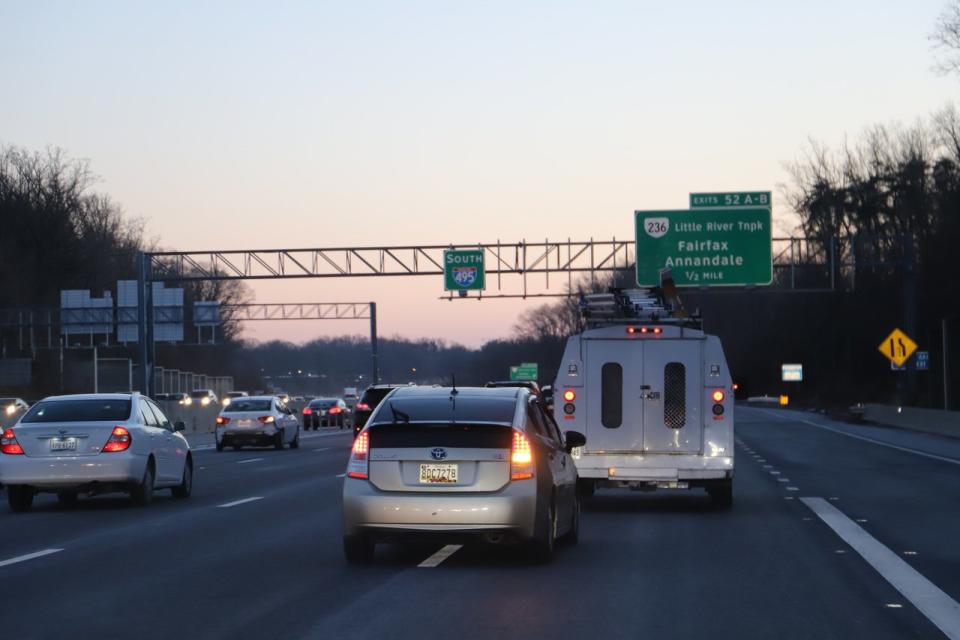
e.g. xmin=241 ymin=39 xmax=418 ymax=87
xmin=341 ymin=385 xmax=586 ymax=564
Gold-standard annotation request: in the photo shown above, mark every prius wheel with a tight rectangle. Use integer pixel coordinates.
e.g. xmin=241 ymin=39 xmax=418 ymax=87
xmin=172 ymin=458 xmax=193 ymax=498
xmin=57 ymin=491 xmax=79 ymax=507
xmin=7 ymin=486 xmax=34 ymax=513
xmin=528 ymin=500 xmax=557 ymax=564
xmin=130 ymin=462 xmax=155 ymax=507
xmin=343 ymin=535 xmax=375 ymax=564
xmin=563 ymin=493 xmax=581 ymax=545
xmin=290 ymin=429 xmax=300 ymax=449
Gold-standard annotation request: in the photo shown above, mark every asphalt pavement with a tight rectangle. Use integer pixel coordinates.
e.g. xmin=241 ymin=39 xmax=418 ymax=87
xmin=2 ymin=408 xmax=959 ymax=640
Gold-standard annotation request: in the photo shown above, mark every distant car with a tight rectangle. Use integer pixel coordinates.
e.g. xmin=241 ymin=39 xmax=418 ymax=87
xmin=293 ymin=396 xmax=306 ymax=402
xmin=353 ymin=384 xmax=409 ymax=435
xmin=0 ymin=393 xmax=192 ymax=511
xmin=222 ymin=391 xmax=249 ymax=408
xmin=215 ymin=396 xmax=300 ymax=451
xmin=1 ymin=397 xmax=30 ymax=419
xmin=303 ymin=398 xmax=350 ymax=429
xmin=342 ymin=385 xmax=586 ymax=564
xmin=190 ymin=389 xmax=219 ymax=407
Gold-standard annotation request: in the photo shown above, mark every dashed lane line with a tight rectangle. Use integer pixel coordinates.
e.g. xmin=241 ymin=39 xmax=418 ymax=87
xmin=237 ymin=458 xmax=264 ymax=464
xmin=217 ymin=497 xmax=264 ymax=508
xmin=802 ymin=497 xmax=960 ymax=639
xmin=418 ymin=544 xmax=463 ymax=568
xmin=0 ymin=549 xmax=63 ymax=569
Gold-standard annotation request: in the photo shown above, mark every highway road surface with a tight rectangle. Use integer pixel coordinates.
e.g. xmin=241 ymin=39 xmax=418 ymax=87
xmin=2 ymin=407 xmax=959 ymax=640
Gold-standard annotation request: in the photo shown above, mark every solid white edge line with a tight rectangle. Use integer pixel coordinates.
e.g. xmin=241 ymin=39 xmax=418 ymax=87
xmin=217 ymin=496 xmax=264 ymax=508
xmin=418 ymin=544 xmax=463 ymax=568
xmin=0 ymin=548 xmax=64 ymax=569
xmin=802 ymin=497 xmax=960 ymax=639
xmin=756 ymin=409 xmax=960 ymax=466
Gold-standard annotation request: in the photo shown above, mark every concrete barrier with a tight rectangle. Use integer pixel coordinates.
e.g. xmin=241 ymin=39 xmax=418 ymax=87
xmin=863 ymin=404 xmax=960 ymax=440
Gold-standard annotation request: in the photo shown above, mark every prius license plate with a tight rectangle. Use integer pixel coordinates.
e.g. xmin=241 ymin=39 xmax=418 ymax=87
xmin=50 ymin=438 xmax=77 ymax=451
xmin=419 ymin=463 xmax=458 ymax=484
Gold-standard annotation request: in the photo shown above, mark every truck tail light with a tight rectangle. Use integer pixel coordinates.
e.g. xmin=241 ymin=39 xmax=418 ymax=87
xmin=511 ymin=430 xmax=534 ymax=480
xmin=102 ymin=426 xmax=132 ymax=453
xmin=1 ymin=428 xmax=24 ymax=455
xmin=347 ymin=430 xmax=369 ymax=479
xmin=562 ymin=389 xmax=576 ymax=402
xmin=712 ymin=389 xmax=725 ymax=403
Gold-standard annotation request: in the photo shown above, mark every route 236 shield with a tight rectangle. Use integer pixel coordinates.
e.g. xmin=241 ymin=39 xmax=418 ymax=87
xmin=453 ymin=266 xmax=477 ymax=287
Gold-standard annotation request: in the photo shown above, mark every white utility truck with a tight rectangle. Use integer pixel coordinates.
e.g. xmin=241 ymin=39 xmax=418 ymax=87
xmin=553 ymin=289 xmax=734 ymax=507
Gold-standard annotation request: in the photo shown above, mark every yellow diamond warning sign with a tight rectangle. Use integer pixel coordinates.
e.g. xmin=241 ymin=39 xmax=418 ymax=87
xmin=877 ymin=328 xmax=918 ymax=367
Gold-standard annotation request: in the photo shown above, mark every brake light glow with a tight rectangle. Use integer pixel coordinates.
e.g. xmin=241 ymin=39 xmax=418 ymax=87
xmin=653 ymin=327 xmax=662 ymax=335
xmin=302 ymin=407 xmax=313 ymax=415
xmin=511 ymin=430 xmax=534 ymax=480
xmin=627 ymin=326 xmax=637 ymax=335
xmin=356 ymin=402 xmax=370 ymax=411
xmin=1 ymin=428 xmax=23 ymax=455
xmin=216 ymin=416 xmax=231 ymax=425
xmin=628 ymin=326 xmax=663 ymax=335
xmin=257 ymin=416 xmax=275 ymax=424
xmin=329 ymin=407 xmax=342 ymax=414
xmin=712 ymin=389 xmax=725 ymax=403
xmin=347 ymin=430 xmax=369 ymax=479
xmin=102 ymin=426 xmax=132 ymax=453
xmin=562 ymin=389 xmax=576 ymax=402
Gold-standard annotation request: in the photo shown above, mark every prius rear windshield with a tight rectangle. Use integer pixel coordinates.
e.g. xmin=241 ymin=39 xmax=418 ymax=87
xmin=368 ymin=397 xmax=516 ymax=425
xmin=21 ymin=399 xmax=132 ymax=423
xmin=223 ymin=399 xmax=273 ymax=412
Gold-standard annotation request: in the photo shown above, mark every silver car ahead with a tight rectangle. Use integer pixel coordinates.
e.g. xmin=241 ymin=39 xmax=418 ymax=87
xmin=341 ymin=386 xmax=586 ymax=564
xmin=0 ymin=393 xmax=193 ymax=511
xmin=215 ymin=396 xmax=300 ymax=451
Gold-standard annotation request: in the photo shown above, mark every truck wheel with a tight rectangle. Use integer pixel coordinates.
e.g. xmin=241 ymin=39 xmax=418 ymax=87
xmin=708 ymin=479 xmax=733 ymax=509
xmin=578 ymin=479 xmax=595 ymax=498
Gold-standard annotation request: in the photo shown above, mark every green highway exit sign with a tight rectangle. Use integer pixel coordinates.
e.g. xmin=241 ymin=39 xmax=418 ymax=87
xmin=444 ymin=249 xmax=486 ymax=291
xmin=635 ymin=208 xmax=772 ymax=286
xmin=510 ymin=363 xmax=538 ymax=381
xmin=690 ymin=191 xmax=771 ymax=209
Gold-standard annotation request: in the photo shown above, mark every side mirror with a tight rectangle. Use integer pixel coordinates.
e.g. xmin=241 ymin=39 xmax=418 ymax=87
xmin=174 ymin=421 xmax=186 ymax=432
xmin=564 ymin=430 xmax=586 ymax=452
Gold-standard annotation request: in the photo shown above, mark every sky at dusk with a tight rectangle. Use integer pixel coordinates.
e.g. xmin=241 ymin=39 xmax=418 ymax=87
xmin=2 ymin=1 xmax=956 ymax=347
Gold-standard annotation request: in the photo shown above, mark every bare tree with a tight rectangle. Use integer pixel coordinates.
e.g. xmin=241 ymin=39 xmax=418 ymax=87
xmin=932 ymin=1 xmax=960 ymax=75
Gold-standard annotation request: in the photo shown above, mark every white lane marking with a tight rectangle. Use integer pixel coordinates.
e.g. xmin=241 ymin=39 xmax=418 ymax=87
xmin=770 ymin=471 xmax=781 ymax=475
xmin=802 ymin=497 xmax=960 ymax=639
xmin=786 ymin=487 xmax=799 ymax=491
xmin=237 ymin=458 xmax=264 ymax=464
xmin=777 ymin=478 xmax=790 ymax=483
xmin=218 ymin=496 xmax=264 ymax=508
xmin=313 ymin=448 xmax=331 ymax=452
xmin=418 ymin=544 xmax=463 ymax=568
xmin=756 ymin=409 xmax=960 ymax=467
xmin=335 ymin=473 xmax=346 ymax=478
xmin=0 ymin=548 xmax=63 ymax=569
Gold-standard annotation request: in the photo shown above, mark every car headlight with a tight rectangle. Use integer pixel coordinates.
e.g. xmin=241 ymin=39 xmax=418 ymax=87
xmin=201 ymin=397 xmax=210 ymax=406
xmin=184 ymin=397 xmax=192 ymax=405
xmin=223 ymin=398 xmax=231 ymax=407
xmin=4 ymin=405 xmax=15 ymax=415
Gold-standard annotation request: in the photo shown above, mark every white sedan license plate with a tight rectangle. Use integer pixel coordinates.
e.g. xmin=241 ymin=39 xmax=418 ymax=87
xmin=50 ymin=438 xmax=77 ymax=452
xmin=419 ymin=463 xmax=458 ymax=484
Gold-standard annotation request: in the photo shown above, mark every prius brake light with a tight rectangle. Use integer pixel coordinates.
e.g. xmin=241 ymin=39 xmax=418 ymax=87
xmin=257 ymin=415 xmax=275 ymax=424
xmin=511 ymin=430 xmax=534 ymax=480
xmin=102 ymin=426 xmax=132 ymax=453
xmin=347 ymin=430 xmax=370 ymax=479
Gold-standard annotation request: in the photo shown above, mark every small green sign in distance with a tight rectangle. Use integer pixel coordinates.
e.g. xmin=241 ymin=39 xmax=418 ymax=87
xmin=510 ymin=364 xmax=538 ymax=381
xmin=443 ymin=249 xmax=485 ymax=291
xmin=635 ymin=208 xmax=772 ymax=287
xmin=690 ymin=191 xmax=771 ymax=209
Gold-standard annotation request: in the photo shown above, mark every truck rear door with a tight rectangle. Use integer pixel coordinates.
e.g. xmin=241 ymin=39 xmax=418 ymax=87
xmin=642 ymin=340 xmax=703 ymax=454
xmin=584 ymin=340 xmax=644 ymax=452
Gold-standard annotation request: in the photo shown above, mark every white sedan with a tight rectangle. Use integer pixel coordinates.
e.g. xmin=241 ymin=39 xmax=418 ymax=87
xmin=215 ymin=395 xmax=300 ymax=451
xmin=0 ymin=393 xmax=193 ymax=512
